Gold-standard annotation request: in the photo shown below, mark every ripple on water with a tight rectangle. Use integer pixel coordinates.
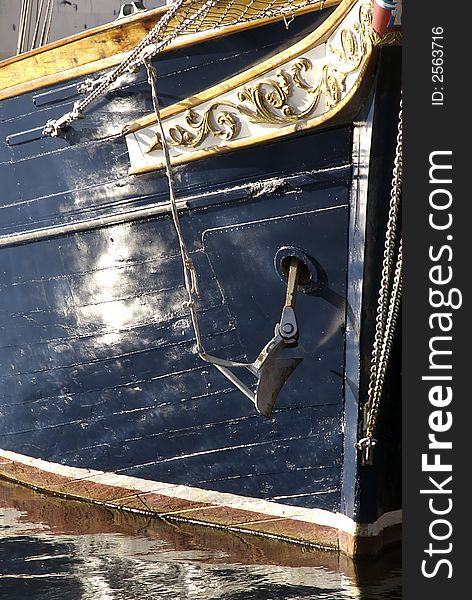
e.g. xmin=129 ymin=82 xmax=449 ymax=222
xmin=0 ymin=480 xmax=401 ymax=600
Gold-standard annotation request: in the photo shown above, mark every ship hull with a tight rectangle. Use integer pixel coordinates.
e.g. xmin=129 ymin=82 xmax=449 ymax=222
xmin=0 ymin=1 xmax=401 ymax=556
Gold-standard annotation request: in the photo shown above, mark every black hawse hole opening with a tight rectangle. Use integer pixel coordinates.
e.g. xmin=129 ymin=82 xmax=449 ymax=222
xmin=274 ymin=246 xmax=320 ymax=295
xmin=280 ymin=256 xmax=311 ymax=286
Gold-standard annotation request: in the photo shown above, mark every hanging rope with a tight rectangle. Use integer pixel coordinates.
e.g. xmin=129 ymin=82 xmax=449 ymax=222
xmin=142 ymin=57 xmax=306 ymax=415
xmin=17 ymin=0 xmax=30 ymax=55
xmin=30 ymin=0 xmax=46 ymax=50
xmin=39 ymin=0 xmax=55 ymax=48
xmin=356 ymin=99 xmax=402 ymax=465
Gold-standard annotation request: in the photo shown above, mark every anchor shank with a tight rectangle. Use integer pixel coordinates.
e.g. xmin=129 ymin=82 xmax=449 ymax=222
xmin=279 ymin=257 xmax=300 ymax=343
xmin=199 ymin=256 xmax=303 ymax=417
xmin=285 ymin=257 xmax=300 ymax=309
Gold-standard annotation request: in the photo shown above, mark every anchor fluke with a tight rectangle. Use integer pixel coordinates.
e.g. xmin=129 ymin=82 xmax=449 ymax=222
xmin=255 ymin=353 xmax=303 ymax=417
xmin=202 ymin=256 xmax=303 ymax=416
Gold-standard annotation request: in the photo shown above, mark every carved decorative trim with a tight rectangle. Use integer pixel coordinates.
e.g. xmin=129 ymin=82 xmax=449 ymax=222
xmin=370 ymin=30 xmax=402 ymax=46
xmin=126 ymin=0 xmax=374 ymax=174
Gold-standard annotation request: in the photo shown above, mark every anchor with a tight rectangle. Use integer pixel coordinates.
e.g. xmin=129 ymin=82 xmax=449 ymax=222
xmin=140 ymin=59 xmax=304 ymax=418
xmin=202 ymin=257 xmax=303 ymax=417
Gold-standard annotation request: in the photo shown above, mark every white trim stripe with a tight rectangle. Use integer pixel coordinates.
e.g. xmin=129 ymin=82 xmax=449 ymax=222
xmin=0 ymin=448 xmax=401 ymax=540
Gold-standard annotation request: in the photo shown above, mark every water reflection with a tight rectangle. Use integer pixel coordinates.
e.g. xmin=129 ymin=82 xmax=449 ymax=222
xmin=0 ymin=480 xmax=401 ymax=599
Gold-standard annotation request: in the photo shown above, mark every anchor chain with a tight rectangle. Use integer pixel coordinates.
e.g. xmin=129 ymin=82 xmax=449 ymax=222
xmin=143 ymin=57 xmax=205 ymax=358
xmin=356 ymin=99 xmax=402 ymax=465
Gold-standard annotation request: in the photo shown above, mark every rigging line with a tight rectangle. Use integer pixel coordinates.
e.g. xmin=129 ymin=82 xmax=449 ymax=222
xmin=18 ymin=0 xmax=32 ymax=55
xmin=75 ymin=0 xmax=212 ymax=113
xmin=16 ymin=0 xmax=27 ymax=55
xmin=142 ymin=54 xmax=305 ymax=416
xmin=31 ymin=0 xmax=46 ymax=50
xmin=45 ymin=0 xmax=55 ymax=45
xmin=43 ymin=0 xmax=199 ymax=136
xmin=43 ymin=0 xmax=326 ymax=136
xmin=25 ymin=0 xmax=34 ymax=53
xmin=142 ymin=56 xmax=254 ymax=375
xmin=40 ymin=0 xmax=55 ymax=48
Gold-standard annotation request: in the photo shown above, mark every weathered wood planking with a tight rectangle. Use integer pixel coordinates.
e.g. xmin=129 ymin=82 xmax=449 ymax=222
xmin=0 ymin=1 xmax=402 ymax=556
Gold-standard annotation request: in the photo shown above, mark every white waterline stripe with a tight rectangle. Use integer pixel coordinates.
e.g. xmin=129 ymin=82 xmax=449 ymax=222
xmin=0 ymin=448 xmax=401 ymax=537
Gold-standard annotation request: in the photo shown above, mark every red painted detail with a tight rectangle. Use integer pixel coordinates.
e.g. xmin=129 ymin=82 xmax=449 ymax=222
xmin=372 ymin=1 xmax=402 ymax=37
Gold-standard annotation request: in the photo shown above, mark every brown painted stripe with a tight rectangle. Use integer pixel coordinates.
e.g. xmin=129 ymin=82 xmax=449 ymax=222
xmin=0 ymin=449 xmax=401 ymax=556
xmin=238 ymin=517 xmax=338 ymax=548
xmin=0 ymin=478 xmax=354 ymax=573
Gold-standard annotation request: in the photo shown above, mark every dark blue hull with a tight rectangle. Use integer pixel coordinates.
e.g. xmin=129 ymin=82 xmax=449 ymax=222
xmin=0 ymin=5 xmax=401 ymax=555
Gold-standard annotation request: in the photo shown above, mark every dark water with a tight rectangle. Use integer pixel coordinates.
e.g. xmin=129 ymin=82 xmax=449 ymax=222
xmin=0 ymin=480 xmax=401 ymax=600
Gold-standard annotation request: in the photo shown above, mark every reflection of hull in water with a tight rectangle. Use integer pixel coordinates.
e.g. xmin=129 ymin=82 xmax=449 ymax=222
xmin=1 ymin=479 xmax=401 ymax=599
xmin=0 ymin=0 xmax=401 ymax=556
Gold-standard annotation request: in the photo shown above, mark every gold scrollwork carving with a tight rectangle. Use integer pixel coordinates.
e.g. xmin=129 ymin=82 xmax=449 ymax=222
xmin=145 ymin=104 xmax=240 ymax=152
xmin=370 ymin=30 xmax=403 ymax=46
xmin=145 ymin=2 xmax=373 ymax=155
xmin=236 ymin=64 xmax=322 ymax=125
xmin=329 ymin=2 xmax=372 ymax=67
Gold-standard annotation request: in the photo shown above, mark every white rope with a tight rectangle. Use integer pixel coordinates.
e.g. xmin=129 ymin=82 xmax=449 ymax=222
xmin=39 ymin=0 xmax=55 ymax=48
xmin=16 ymin=0 xmax=55 ymax=54
xmin=30 ymin=0 xmax=46 ymax=50
xmin=17 ymin=0 xmax=30 ymax=55
xmin=16 ymin=0 xmax=27 ymax=55
xmin=43 ymin=0 xmax=326 ymax=136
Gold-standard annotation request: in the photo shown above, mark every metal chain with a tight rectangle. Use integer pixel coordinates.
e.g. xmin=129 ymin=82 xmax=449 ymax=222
xmin=366 ymin=238 xmax=402 ymax=434
xmin=143 ymin=57 xmax=205 ymax=357
xmin=356 ymin=99 xmax=402 ymax=465
xmin=367 ymin=101 xmax=402 ymax=408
